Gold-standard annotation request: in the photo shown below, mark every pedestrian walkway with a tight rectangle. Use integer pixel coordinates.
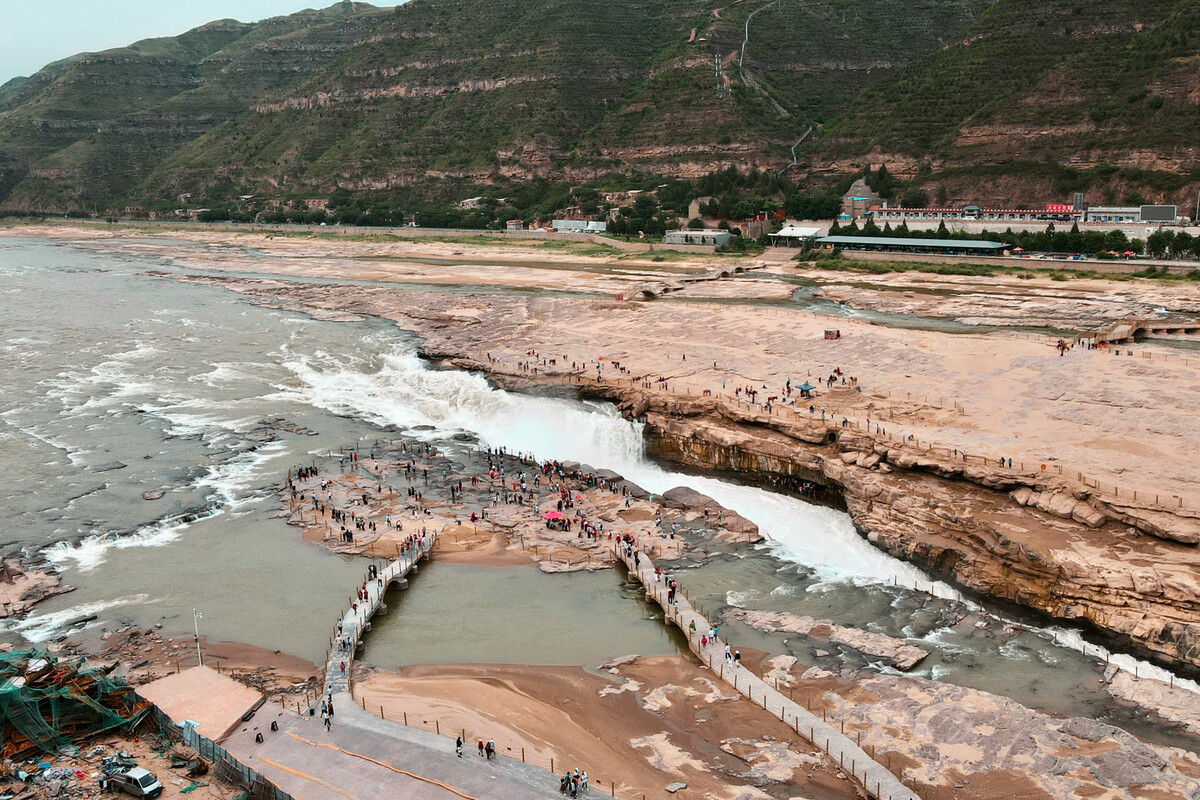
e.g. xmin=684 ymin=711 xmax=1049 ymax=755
xmin=223 ymin=690 xmax=563 ymax=800
xmin=614 ymin=544 xmax=921 ymax=800
xmin=220 ymin=532 xmax=580 ymax=800
xmin=323 ymin=535 xmax=437 ymax=697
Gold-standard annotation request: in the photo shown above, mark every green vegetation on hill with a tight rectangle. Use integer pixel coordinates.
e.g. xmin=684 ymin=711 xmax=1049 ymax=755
xmin=0 ymin=0 xmax=990 ymax=214
xmin=0 ymin=2 xmax=390 ymax=211
xmin=2 ymin=0 xmax=1195 ymax=216
xmin=812 ymin=0 xmax=1200 ymax=207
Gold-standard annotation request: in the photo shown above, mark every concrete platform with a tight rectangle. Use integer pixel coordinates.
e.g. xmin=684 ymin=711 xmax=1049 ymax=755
xmin=223 ymin=694 xmax=562 ymax=800
xmin=137 ymin=665 xmax=265 ymax=742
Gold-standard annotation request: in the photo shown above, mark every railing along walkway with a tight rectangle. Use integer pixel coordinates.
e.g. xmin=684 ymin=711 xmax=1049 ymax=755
xmin=323 ymin=534 xmax=437 ymax=697
xmin=614 ymin=544 xmax=921 ymax=800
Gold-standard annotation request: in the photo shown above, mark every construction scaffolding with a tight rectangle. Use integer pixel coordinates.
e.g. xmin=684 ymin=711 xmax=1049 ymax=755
xmin=0 ymin=649 xmax=151 ymax=760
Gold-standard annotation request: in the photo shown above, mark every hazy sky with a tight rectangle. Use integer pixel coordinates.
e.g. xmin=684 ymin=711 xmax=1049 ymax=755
xmin=0 ymin=1 xmax=371 ymax=85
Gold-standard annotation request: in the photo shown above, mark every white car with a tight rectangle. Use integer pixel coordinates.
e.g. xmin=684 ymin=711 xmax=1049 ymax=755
xmin=109 ymin=768 xmax=162 ymax=799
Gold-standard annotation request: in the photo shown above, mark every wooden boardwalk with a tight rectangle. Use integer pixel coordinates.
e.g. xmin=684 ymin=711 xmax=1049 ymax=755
xmin=614 ymin=544 xmax=921 ymax=800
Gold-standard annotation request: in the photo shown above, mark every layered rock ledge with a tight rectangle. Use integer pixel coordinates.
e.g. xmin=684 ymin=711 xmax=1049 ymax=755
xmin=724 ymin=609 xmax=929 ymax=671
xmin=169 ymin=275 xmax=1200 ymax=677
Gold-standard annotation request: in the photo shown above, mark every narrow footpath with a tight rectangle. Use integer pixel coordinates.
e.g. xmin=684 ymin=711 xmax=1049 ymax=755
xmin=614 ymin=543 xmax=921 ymax=800
xmin=324 ymin=535 xmax=437 ymax=697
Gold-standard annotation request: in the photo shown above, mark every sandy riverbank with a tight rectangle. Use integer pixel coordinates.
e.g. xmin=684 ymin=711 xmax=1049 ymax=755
xmin=352 ymin=655 xmax=855 ymax=800
xmin=796 ymin=266 xmax=1200 ymax=331
xmin=0 ymin=221 xmax=747 ymax=296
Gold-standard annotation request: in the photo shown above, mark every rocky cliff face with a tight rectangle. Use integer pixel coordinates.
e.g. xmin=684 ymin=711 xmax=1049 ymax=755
xmin=570 ymin=386 xmax=1200 ymax=678
xmin=171 ymin=272 xmax=1200 ymax=678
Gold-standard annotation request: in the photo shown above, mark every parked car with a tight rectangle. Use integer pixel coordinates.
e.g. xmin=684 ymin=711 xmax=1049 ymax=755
xmin=109 ymin=768 xmax=162 ymax=799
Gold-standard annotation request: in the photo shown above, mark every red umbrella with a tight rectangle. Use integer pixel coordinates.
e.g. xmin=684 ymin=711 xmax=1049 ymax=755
xmin=543 ymin=511 xmax=564 ymax=520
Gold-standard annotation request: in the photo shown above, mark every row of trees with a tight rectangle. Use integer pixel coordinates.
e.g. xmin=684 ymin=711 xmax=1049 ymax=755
xmin=830 ymin=219 xmax=1150 ymax=256
xmin=180 ymin=166 xmax=855 ymax=233
xmin=1145 ymin=229 xmax=1200 ymax=259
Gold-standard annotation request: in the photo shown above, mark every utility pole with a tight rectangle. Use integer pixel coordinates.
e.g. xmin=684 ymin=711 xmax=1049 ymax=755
xmin=193 ymin=608 xmax=204 ymax=668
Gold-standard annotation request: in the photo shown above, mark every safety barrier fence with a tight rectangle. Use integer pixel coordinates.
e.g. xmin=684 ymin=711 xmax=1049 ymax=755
xmin=612 ymin=545 xmax=921 ymax=800
xmin=148 ymin=705 xmax=296 ymax=800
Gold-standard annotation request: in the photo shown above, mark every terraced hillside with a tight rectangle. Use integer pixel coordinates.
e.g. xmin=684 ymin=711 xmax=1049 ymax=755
xmin=0 ymin=2 xmax=392 ymax=211
xmin=807 ymin=0 xmax=1200 ymax=207
xmin=0 ymin=0 xmax=991 ymax=213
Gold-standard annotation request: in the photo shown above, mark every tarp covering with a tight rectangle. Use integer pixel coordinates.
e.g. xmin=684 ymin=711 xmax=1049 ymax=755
xmin=0 ymin=649 xmax=150 ymax=759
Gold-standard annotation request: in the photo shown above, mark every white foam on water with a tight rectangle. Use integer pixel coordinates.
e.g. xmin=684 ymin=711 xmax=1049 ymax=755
xmin=44 ymin=507 xmax=222 ymax=573
xmin=1043 ymin=625 xmax=1200 ymax=696
xmin=3 ymin=595 xmax=151 ymax=642
xmin=279 ymin=338 xmax=961 ymax=590
xmin=197 ymin=441 xmax=287 ymax=510
xmin=44 ymin=437 xmax=286 ymax=572
xmin=1 ymin=417 xmax=80 ymax=461
xmin=997 ymin=638 xmax=1033 ymax=662
xmin=42 ymin=340 xmax=171 ymax=415
xmin=725 ymin=590 xmax=759 ymax=608
xmin=189 ymin=361 xmax=251 ymax=387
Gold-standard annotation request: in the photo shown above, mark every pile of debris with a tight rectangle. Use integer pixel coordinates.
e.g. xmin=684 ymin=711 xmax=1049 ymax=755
xmin=0 ymin=650 xmax=150 ymax=761
xmin=2 ymin=736 xmax=206 ymax=800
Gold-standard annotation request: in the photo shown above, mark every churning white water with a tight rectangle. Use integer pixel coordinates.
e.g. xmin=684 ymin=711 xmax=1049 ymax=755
xmin=279 ymin=335 xmax=1200 ymax=697
xmin=279 ymin=336 xmax=959 ymax=594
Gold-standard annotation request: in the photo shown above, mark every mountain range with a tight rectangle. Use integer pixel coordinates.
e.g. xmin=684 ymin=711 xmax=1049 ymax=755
xmin=0 ymin=0 xmax=1196 ymax=215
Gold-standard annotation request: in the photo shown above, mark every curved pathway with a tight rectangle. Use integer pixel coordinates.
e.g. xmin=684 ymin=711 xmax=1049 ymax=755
xmin=614 ymin=543 xmax=921 ymax=800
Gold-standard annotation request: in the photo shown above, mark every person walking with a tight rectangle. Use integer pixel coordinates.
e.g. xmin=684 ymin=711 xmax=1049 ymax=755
xmin=455 ymin=735 xmax=464 ymax=758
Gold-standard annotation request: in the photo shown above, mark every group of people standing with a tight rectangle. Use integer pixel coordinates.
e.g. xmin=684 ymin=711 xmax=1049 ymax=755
xmin=559 ymin=768 xmax=588 ymax=796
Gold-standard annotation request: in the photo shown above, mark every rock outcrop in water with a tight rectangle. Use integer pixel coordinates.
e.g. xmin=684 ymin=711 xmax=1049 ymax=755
xmin=0 ymin=559 xmax=74 ymax=617
xmin=659 ymin=487 xmax=760 ymax=540
xmin=180 ymin=275 xmax=1200 ymax=678
xmin=628 ymin=393 xmax=1200 ymax=678
xmin=724 ymin=609 xmax=928 ymax=671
